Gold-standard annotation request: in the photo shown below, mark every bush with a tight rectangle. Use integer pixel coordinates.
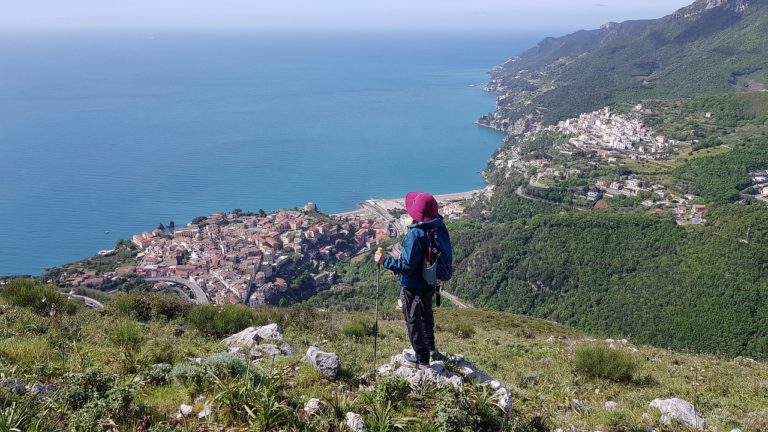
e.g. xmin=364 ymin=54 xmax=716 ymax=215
xmin=574 ymin=345 xmax=638 ymax=382
xmin=185 ymin=304 xmax=255 ymax=338
xmin=0 ymin=279 xmax=77 ymax=316
xmin=434 ymin=387 xmax=480 ymax=432
xmin=145 ymin=363 xmax=173 ymax=385
xmin=110 ymin=292 xmax=189 ymax=322
xmin=342 ymin=318 xmax=375 ymax=339
xmin=107 ymin=319 xmax=144 ymax=350
xmin=370 ymin=376 xmax=411 ymax=408
xmin=67 ymin=385 xmax=138 ymax=432
xmin=170 ymin=363 xmax=209 ymax=392
xmin=203 ymin=352 xmax=249 ymax=378
xmin=60 ymin=369 xmax=117 ymax=411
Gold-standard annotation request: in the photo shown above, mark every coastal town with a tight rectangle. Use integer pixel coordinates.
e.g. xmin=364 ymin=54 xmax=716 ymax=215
xmin=124 ymin=204 xmax=391 ymax=305
xmin=44 ymin=193 xmax=482 ymax=305
xmin=484 ymin=104 xmax=712 ymax=224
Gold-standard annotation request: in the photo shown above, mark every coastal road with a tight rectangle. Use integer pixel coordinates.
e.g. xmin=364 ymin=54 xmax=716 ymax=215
xmin=159 ymin=286 xmax=193 ymax=303
xmin=144 ymin=277 xmax=210 ymax=304
xmin=515 ymin=185 xmax=550 ymax=204
xmin=67 ymin=293 xmax=105 ymax=310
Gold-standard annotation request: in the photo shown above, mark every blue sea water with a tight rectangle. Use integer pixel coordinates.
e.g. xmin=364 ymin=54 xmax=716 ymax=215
xmin=0 ymin=31 xmax=538 ymax=275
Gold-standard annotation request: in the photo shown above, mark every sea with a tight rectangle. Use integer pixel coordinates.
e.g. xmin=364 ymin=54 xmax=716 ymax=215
xmin=0 ymin=31 xmax=541 ymax=276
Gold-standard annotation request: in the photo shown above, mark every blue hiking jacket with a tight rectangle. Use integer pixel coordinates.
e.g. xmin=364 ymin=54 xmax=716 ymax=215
xmin=383 ymin=217 xmax=449 ymax=292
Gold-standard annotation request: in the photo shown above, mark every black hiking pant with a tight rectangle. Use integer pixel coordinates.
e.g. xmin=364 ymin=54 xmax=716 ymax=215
xmin=401 ymin=286 xmax=435 ymax=364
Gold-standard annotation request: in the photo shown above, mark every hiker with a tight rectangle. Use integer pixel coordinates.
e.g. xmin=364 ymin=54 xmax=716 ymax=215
xmin=375 ymin=191 xmax=452 ymax=368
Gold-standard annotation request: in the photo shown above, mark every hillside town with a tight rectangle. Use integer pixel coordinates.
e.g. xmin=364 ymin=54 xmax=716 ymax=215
xmin=125 ymin=204 xmax=392 ymax=305
xmin=549 ymin=106 xmax=675 ymax=160
xmin=490 ymin=105 xmax=679 ymax=177
xmin=42 ymin=191 xmax=485 ymax=303
xmin=46 ymin=204 xmax=392 ymax=305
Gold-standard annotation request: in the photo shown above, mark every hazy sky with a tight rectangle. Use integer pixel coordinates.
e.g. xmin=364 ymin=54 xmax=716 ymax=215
xmin=4 ymin=0 xmax=695 ymax=33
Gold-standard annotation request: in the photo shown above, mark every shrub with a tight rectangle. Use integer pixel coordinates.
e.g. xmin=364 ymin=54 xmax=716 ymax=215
xmin=107 ymin=319 xmax=144 ymax=350
xmin=342 ymin=318 xmax=375 ymax=339
xmin=0 ymin=279 xmax=77 ymax=316
xmin=60 ymin=369 xmax=116 ymax=411
xmin=171 ymin=363 xmax=209 ymax=392
xmin=370 ymin=376 xmax=411 ymax=408
xmin=110 ymin=292 xmax=189 ymax=322
xmin=67 ymin=385 xmax=138 ymax=432
xmin=433 ymin=387 xmax=479 ymax=432
xmin=203 ymin=352 xmax=249 ymax=378
xmin=145 ymin=363 xmax=173 ymax=385
xmin=283 ymin=304 xmax=317 ymax=330
xmin=574 ymin=345 xmax=638 ymax=382
xmin=185 ymin=304 xmax=254 ymax=338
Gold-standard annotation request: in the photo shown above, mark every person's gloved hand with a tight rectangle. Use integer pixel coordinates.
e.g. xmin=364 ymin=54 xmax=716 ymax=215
xmin=374 ymin=249 xmax=385 ymax=265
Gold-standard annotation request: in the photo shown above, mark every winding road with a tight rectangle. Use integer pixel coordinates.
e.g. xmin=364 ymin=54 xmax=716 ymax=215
xmin=67 ymin=293 xmax=105 ymax=310
xmin=144 ymin=276 xmax=210 ymax=304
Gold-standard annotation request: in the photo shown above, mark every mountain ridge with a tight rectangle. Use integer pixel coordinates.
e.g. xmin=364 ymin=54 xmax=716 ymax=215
xmin=480 ymin=0 xmax=768 ymax=129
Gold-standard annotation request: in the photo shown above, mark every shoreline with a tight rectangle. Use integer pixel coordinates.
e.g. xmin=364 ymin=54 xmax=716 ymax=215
xmin=330 ymin=188 xmax=487 ymax=217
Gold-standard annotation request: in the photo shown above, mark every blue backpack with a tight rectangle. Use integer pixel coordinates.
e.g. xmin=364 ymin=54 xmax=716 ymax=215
xmin=422 ymin=226 xmax=453 ymax=284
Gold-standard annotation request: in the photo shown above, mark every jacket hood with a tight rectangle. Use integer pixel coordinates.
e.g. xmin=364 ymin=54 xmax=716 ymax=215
xmin=405 ymin=191 xmax=441 ymax=223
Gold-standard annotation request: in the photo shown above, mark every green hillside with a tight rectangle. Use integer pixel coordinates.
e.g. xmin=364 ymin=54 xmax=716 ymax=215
xmin=2 ymin=280 xmax=768 ymax=431
xmin=485 ymin=0 xmax=768 ymax=126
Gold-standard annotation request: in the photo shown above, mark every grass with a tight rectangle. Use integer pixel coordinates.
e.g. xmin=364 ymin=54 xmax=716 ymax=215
xmin=574 ymin=344 xmax=638 ymax=382
xmin=0 ymin=337 xmax=51 ymax=368
xmin=0 ymin=279 xmax=78 ymax=316
xmin=1 ymin=288 xmax=768 ymax=430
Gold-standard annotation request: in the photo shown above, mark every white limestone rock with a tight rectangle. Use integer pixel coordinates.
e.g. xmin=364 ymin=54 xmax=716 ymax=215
xmin=306 ymin=346 xmax=341 ymax=381
xmin=222 ymin=323 xmax=284 ymax=348
xmin=1 ymin=378 xmax=27 ymax=395
xmin=28 ymin=383 xmax=57 ymax=397
xmin=345 ymin=411 xmax=364 ymax=432
xmin=304 ymin=398 xmax=324 ymax=416
xmin=179 ymin=404 xmax=194 ymax=417
xmin=379 ymin=348 xmax=514 ymax=417
xmin=649 ymin=398 xmax=706 ymax=428
xmin=605 ymin=401 xmax=619 ymax=411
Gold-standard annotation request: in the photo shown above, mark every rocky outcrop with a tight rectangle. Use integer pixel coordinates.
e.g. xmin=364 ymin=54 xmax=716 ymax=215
xmin=1 ymin=378 xmax=57 ymax=397
xmin=223 ymin=323 xmax=295 ymax=360
xmin=378 ymin=349 xmax=513 ymax=417
xmin=305 ymin=346 xmax=341 ymax=381
xmin=222 ymin=323 xmax=285 ymax=348
xmin=304 ymin=398 xmax=324 ymax=416
xmin=650 ymin=398 xmax=706 ymax=428
xmin=1 ymin=378 xmax=27 ymax=395
xmin=345 ymin=412 xmax=364 ymax=432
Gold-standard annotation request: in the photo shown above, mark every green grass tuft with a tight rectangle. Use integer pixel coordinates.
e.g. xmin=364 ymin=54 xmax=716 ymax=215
xmin=574 ymin=344 xmax=638 ymax=382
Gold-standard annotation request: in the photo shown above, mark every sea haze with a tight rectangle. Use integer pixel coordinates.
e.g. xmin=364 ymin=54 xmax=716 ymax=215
xmin=0 ymin=31 xmax=538 ymax=275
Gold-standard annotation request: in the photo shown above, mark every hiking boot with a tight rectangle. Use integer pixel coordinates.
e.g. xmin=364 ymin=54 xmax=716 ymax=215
xmin=430 ymin=350 xmax=448 ymax=362
xmin=402 ymin=357 xmax=430 ymax=370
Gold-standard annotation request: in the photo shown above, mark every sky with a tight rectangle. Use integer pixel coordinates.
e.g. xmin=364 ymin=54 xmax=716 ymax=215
xmin=3 ymin=0 xmax=695 ymax=33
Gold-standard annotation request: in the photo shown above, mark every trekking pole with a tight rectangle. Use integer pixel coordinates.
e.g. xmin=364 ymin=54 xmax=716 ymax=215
xmin=373 ymin=247 xmax=383 ymax=374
